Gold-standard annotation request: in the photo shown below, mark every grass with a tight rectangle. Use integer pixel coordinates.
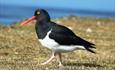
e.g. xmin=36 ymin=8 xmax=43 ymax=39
xmin=0 ymin=16 xmax=115 ymax=70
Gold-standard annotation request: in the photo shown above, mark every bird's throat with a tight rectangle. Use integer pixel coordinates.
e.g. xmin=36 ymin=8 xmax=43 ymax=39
xmin=35 ymin=21 xmax=51 ymax=39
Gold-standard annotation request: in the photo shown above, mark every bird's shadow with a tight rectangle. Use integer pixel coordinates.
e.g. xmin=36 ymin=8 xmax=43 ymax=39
xmin=63 ymin=62 xmax=102 ymax=67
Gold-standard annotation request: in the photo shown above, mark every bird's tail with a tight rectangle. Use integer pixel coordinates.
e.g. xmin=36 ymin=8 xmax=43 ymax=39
xmin=85 ymin=44 xmax=96 ymax=53
xmin=85 ymin=47 xmax=95 ymax=53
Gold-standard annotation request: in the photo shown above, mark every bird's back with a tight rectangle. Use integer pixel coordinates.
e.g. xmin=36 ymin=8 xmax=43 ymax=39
xmin=49 ymin=22 xmax=95 ymax=47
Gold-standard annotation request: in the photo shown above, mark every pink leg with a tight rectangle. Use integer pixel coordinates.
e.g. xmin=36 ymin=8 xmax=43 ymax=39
xmin=57 ymin=53 xmax=63 ymax=66
xmin=41 ymin=52 xmax=56 ymax=65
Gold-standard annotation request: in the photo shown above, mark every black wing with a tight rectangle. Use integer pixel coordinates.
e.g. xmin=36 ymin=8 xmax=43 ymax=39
xmin=49 ymin=23 xmax=95 ymax=48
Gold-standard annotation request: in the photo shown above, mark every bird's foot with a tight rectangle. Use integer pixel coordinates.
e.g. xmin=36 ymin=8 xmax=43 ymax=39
xmin=40 ymin=62 xmax=48 ymax=65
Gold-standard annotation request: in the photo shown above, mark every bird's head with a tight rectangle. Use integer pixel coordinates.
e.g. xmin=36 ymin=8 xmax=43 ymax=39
xmin=20 ymin=9 xmax=50 ymax=26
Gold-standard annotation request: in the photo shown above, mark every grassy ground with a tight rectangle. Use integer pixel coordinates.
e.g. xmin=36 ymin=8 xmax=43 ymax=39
xmin=0 ymin=16 xmax=115 ymax=70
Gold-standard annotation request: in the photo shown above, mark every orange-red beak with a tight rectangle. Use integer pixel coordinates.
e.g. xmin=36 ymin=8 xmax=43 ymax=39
xmin=20 ymin=16 xmax=36 ymax=26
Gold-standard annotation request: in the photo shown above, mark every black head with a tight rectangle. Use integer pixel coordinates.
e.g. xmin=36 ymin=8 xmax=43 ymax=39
xmin=20 ymin=9 xmax=51 ymax=26
xmin=34 ymin=9 xmax=50 ymax=22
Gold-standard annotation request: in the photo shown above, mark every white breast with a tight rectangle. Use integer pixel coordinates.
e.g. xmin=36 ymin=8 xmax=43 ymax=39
xmin=39 ymin=30 xmax=59 ymax=49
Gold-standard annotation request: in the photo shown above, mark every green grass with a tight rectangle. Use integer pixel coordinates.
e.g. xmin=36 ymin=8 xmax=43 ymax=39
xmin=0 ymin=16 xmax=115 ymax=70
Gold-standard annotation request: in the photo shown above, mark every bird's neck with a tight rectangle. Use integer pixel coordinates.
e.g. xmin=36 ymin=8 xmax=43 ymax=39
xmin=35 ymin=20 xmax=51 ymax=39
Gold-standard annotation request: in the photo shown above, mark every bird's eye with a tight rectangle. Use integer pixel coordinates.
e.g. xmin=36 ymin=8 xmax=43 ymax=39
xmin=37 ymin=12 xmax=40 ymax=15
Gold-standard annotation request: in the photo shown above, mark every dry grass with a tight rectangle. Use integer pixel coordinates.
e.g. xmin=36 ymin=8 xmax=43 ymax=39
xmin=0 ymin=16 xmax=115 ymax=70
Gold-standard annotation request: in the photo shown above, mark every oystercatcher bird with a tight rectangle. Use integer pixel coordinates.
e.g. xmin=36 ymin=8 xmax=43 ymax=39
xmin=20 ymin=9 xmax=95 ymax=66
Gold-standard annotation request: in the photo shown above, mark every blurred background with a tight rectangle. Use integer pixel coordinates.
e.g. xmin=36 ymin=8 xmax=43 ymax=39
xmin=0 ymin=0 xmax=115 ymax=69
xmin=0 ymin=0 xmax=115 ymax=24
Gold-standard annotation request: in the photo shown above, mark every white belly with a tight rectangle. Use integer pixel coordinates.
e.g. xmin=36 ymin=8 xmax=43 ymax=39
xmin=39 ymin=36 xmax=59 ymax=50
xmin=39 ymin=30 xmax=85 ymax=52
xmin=39 ymin=30 xmax=59 ymax=49
xmin=39 ymin=36 xmax=85 ymax=52
xmin=54 ymin=45 xmax=85 ymax=52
